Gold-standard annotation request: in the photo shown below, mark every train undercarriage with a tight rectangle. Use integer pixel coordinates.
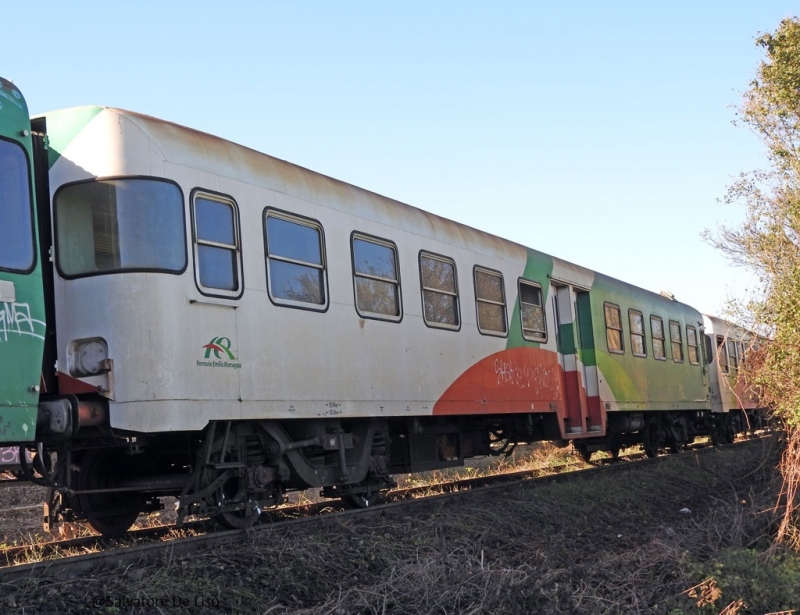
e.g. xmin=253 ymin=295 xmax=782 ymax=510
xmin=574 ymin=408 xmax=766 ymax=461
xmin=16 ymin=406 xmax=764 ymax=538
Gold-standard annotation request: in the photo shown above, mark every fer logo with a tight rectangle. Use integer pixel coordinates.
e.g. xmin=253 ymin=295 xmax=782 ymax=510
xmin=203 ymin=336 xmax=236 ymax=360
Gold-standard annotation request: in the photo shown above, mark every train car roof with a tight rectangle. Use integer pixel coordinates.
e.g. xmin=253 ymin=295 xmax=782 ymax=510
xmin=702 ymin=314 xmax=761 ymax=339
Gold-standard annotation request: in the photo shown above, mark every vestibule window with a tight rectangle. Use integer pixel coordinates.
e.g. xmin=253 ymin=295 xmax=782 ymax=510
xmin=193 ymin=192 xmax=241 ymax=296
xmin=686 ymin=325 xmax=699 ymax=365
xmin=520 ymin=280 xmax=546 ymax=341
xmin=604 ymin=303 xmax=623 ymax=353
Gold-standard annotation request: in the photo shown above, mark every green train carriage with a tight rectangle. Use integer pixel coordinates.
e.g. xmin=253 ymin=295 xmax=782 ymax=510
xmin=570 ymin=273 xmax=715 ymax=459
xmin=0 ymin=78 xmax=46 ymax=446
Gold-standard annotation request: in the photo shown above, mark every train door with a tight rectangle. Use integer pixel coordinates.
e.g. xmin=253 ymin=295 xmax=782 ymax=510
xmin=698 ymin=325 xmax=708 ymax=389
xmin=552 ymin=283 xmax=602 ymax=435
xmin=575 ymin=290 xmax=603 ymax=431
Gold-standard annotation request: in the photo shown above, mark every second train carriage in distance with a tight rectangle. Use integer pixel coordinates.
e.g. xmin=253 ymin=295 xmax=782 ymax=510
xmin=25 ymin=105 xmax=760 ymax=535
xmin=702 ymin=314 xmax=764 ymax=436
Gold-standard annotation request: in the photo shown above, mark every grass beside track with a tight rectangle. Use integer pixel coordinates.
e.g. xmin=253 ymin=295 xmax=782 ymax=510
xmin=1 ymin=436 xmax=797 ymax=614
xmin=0 ymin=443 xmax=592 ymax=567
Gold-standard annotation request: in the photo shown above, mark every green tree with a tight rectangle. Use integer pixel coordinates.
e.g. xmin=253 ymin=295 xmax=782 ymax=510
xmin=709 ymin=17 xmax=800 ymax=548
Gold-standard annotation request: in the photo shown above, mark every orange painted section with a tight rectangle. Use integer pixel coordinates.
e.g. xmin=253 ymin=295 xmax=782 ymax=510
xmin=433 ymin=347 xmax=565 ymax=415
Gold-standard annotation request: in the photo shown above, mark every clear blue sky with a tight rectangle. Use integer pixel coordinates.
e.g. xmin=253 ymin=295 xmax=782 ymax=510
xmin=6 ymin=2 xmax=797 ymax=316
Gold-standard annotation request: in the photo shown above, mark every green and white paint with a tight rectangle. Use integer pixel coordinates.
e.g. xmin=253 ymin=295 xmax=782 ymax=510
xmin=0 ymin=78 xmax=45 ymax=443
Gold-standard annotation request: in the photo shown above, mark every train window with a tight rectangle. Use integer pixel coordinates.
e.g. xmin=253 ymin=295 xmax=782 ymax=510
xmin=351 ymin=234 xmax=401 ymax=320
xmin=716 ymin=335 xmax=729 ymax=373
xmin=669 ymin=320 xmax=683 ymax=362
xmin=727 ymin=340 xmax=739 ymax=372
xmin=650 ymin=316 xmax=666 ymax=360
xmin=519 ymin=280 xmax=546 ymax=341
xmin=628 ymin=310 xmax=646 ymax=357
xmin=55 ymin=178 xmax=186 ymax=277
xmin=419 ymin=252 xmax=460 ymax=329
xmin=686 ymin=325 xmax=699 ymax=365
xmin=192 ymin=192 xmax=242 ymax=297
xmin=0 ymin=139 xmax=34 ymax=272
xmin=475 ymin=267 xmax=507 ymax=336
xmin=604 ymin=303 xmax=623 ymax=354
xmin=264 ymin=211 xmax=327 ymax=309
xmin=703 ymin=334 xmax=714 ymax=366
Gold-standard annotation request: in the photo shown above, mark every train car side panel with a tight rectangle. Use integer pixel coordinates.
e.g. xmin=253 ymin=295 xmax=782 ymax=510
xmin=0 ymin=79 xmax=45 ymax=443
xmin=45 ymin=107 xmax=572 ymax=434
xmin=588 ymin=274 xmax=709 ymax=413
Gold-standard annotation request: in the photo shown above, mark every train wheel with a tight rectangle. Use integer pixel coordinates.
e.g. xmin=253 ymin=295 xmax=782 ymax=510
xmin=77 ymin=449 xmax=142 ymax=538
xmin=341 ymin=479 xmax=390 ymax=508
xmin=711 ymin=415 xmax=734 ymax=446
xmin=343 ymin=491 xmax=385 ymax=508
xmin=199 ymin=428 xmax=265 ymax=530
xmin=575 ymin=444 xmax=592 ymax=463
xmin=213 ymin=480 xmax=262 ymax=529
xmin=215 ymin=505 xmax=262 ymax=529
xmin=643 ymin=421 xmax=660 ymax=458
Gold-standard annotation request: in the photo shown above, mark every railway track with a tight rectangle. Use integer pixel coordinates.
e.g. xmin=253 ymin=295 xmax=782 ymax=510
xmin=0 ymin=476 xmax=30 ymax=490
xmin=0 ymin=450 xmax=590 ymax=568
xmin=0 ymin=435 xmax=774 ymax=579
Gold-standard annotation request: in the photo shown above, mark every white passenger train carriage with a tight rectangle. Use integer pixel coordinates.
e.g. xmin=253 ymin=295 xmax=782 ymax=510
xmin=702 ymin=314 xmax=761 ymax=423
xmin=46 ymin=106 xmax=573 ymax=434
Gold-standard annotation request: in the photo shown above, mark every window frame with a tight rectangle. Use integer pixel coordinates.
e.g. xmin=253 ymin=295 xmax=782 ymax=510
xmin=716 ymin=335 xmax=729 ymax=373
xmin=650 ymin=315 xmax=666 ymax=361
xmin=53 ymin=175 xmax=187 ymax=280
xmin=518 ymin=279 xmax=547 ymax=342
xmin=628 ymin=309 xmax=647 ymax=358
xmin=727 ymin=339 xmax=739 ymax=372
xmin=263 ymin=208 xmax=329 ymax=312
xmin=669 ymin=320 xmax=684 ymax=363
xmin=604 ymin=302 xmax=624 ymax=354
xmin=418 ymin=251 xmax=461 ymax=331
xmin=474 ymin=266 xmax=508 ymax=337
xmin=350 ymin=232 xmax=402 ymax=322
xmin=686 ymin=325 xmax=700 ymax=366
xmin=0 ymin=136 xmax=36 ymax=275
xmin=191 ymin=189 xmax=243 ymax=299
